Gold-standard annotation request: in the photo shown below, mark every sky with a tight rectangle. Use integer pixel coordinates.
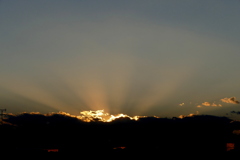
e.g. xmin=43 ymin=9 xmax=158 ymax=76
xmin=0 ymin=0 xmax=240 ymax=119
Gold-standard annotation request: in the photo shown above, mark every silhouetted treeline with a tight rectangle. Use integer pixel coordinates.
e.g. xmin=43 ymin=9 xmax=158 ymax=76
xmin=1 ymin=113 xmax=240 ymax=156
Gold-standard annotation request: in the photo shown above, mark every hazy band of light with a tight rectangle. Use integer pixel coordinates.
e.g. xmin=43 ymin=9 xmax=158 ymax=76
xmin=0 ymin=1 xmax=240 ymax=117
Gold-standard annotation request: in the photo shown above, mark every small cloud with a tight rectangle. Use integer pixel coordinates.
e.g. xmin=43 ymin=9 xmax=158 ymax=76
xmin=202 ymin=102 xmax=211 ymax=106
xmin=179 ymin=103 xmax=185 ymax=106
xmin=211 ymin=103 xmax=217 ymax=107
xmin=211 ymin=103 xmax=222 ymax=107
xmin=221 ymin=97 xmax=239 ymax=104
xmin=178 ymin=111 xmax=199 ymax=119
xmin=200 ymin=102 xmax=222 ymax=107
xmin=178 ymin=113 xmax=194 ymax=119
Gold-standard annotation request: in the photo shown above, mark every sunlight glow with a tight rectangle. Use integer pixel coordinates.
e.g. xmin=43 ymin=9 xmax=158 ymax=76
xmin=13 ymin=110 xmax=203 ymax=122
xmin=78 ymin=110 xmax=141 ymax=122
xmin=48 ymin=110 xmax=145 ymax=122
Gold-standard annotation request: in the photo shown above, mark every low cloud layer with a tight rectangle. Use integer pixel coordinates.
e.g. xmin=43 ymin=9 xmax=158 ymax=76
xmin=196 ymin=97 xmax=239 ymax=108
xmin=221 ymin=97 xmax=239 ymax=104
xmin=5 ymin=110 xmax=145 ymax=123
xmin=197 ymin=102 xmax=222 ymax=108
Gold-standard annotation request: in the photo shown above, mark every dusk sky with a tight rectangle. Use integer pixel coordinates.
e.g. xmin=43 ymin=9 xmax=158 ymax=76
xmin=0 ymin=0 xmax=240 ymax=119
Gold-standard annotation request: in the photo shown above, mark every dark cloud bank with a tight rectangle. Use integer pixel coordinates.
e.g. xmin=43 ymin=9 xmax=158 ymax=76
xmin=1 ymin=113 xmax=240 ymax=157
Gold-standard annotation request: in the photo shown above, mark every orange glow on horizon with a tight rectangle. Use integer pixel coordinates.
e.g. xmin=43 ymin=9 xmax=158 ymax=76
xmin=46 ymin=149 xmax=59 ymax=152
xmin=78 ymin=110 xmax=143 ymax=122
xmin=113 ymin=146 xmax=126 ymax=150
xmin=7 ymin=110 xmax=204 ymax=123
xmin=226 ymin=143 xmax=234 ymax=151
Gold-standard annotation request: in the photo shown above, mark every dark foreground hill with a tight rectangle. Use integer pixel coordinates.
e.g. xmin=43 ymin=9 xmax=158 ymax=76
xmin=1 ymin=113 xmax=240 ymax=156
